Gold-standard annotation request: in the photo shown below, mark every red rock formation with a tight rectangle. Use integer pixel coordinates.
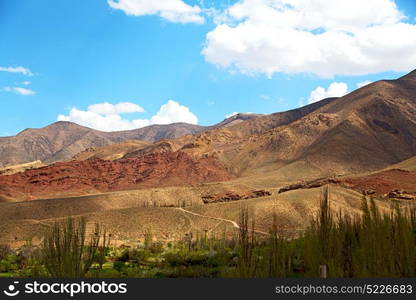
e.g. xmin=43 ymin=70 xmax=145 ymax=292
xmin=0 ymin=151 xmax=234 ymax=200
xmin=278 ymin=169 xmax=416 ymax=199
xmin=343 ymin=169 xmax=416 ymax=197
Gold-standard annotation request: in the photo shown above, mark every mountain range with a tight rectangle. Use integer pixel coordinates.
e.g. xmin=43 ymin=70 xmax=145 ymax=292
xmin=0 ymin=70 xmax=416 ymax=244
xmin=76 ymin=70 xmax=415 ymax=179
xmin=0 ymin=113 xmax=260 ymax=168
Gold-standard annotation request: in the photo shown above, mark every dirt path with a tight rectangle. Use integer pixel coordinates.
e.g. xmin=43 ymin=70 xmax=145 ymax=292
xmin=175 ymin=207 xmax=269 ymax=236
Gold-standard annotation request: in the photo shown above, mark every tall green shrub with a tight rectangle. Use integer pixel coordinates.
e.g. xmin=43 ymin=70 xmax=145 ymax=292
xmin=41 ymin=218 xmax=104 ymax=277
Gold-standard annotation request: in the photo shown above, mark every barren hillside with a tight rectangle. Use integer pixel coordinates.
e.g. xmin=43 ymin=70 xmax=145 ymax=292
xmin=0 ymin=114 xmax=261 ymax=167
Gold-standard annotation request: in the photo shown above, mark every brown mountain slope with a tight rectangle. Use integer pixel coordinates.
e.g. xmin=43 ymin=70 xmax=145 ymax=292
xmin=84 ymin=98 xmax=337 ymax=164
xmin=389 ymin=156 xmax=416 ymax=171
xmin=213 ymin=113 xmax=264 ymax=128
xmin=1 ymin=71 xmax=415 ymax=202
xmin=0 ymin=114 xmax=262 ymax=168
xmin=225 ymin=77 xmax=416 ymax=177
xmin=72 ymin=140 xmax=151 ymax=161
xmin=0 ymin=122 xmax=204 ymax=168
xmin=291 ymin=74 xmax=416 ymax=175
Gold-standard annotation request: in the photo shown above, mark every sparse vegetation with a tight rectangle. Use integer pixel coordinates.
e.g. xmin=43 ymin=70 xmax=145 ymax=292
xmin=2 ymin=187 xmax=416 ymax=278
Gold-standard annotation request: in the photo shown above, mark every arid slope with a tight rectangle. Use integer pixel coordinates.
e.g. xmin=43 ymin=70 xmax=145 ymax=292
xmin=133 ymin=71 xmax=416 ymax=179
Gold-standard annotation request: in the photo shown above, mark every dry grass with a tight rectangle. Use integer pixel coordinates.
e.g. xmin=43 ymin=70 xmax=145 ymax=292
xmin=0 ymin=160 xmax=45 ymax=176
xmin=0 ymin=175 xmax=401 ymax=247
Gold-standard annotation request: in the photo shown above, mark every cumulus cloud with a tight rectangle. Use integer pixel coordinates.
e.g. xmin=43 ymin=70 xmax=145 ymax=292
xmin=57 ymin=100 xmax=198 ymax=132
xmin=108 ymin=0 xmax=204 ymax=24
xmin=0 ymin=66 xmax=33 ymax=76
xmin=202 ymin=0 xmax=416 ymax=78
xmin=3 ymin=86 xmax=35 ymax=96
xmin=150 ymin=100 xmax=198 ymax=124
xmin=308 ymin=82 xmax=348 ymax=104
xmin=356 ymin=80 xmax=373 ymax=88
xmin=88 ymin=102 xmax=144 ymax=115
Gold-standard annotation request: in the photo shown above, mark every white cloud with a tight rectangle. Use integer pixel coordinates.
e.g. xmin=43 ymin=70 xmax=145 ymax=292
xmin=356 ymin=80 xmax=373 ymax=88
xmin=3 ymin=86 xmax=35 ymax=96
xmin=0 ymin=66 xmax=33 ymax=76
xmin=225 ymin=112 xmax=238 ymax=118
xmin=108 ymin=0 xmax=204 ymax=24
xmin=308 ymin=82 xmax=348 ymax=104
xmin=13 ymin=87 xmax=35 ymax=95
xmin=57 ymin=100 xmax=198 ymax=131
xmin=88 ymin=102 xmax=144 ymax=115
xmin=150 ymin=100 xmax=198 ymax=124
xmin=202 ymin=0 xmax=416 ymax=78
xmin=20 ymin=81 xmax=31 ymax=85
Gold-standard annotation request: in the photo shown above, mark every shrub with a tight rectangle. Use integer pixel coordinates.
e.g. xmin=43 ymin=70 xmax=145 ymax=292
xmin=164 ymin=250 xmax=209 ymax=267
xmin=40 ymin=218 xmax=106 ymax=277
xmin=113 ymin=261 xmax=126 ymax=273
xmin=0 ymin=254 xmax=19 ymax=273
xmin=0 ymin=245 xmax=11 ymax=261
xmin=94 ymin=227 xmax=111 ymax=269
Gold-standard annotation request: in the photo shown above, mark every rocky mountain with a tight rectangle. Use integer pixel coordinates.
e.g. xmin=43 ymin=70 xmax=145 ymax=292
xmin=1 ymin=70 xmax=415 ymax=201
xmin=129 ymin=70 xmax=416 ymax=179
xmin=389 ymin=155 xmax=416 ymax=171
xmin=248 ymin=72 xmax=415 ymax=176
xmin=72 ymin=98 xmax=337 ymax=163
xmin=213 ymin=113 xmax=264 ymax=128
xmin=0 ymin=114 xmax=261 ymax=167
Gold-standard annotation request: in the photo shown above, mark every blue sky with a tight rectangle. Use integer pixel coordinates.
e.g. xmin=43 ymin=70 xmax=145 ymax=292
xmin=1 ymin=0 xmax=416 ymax=135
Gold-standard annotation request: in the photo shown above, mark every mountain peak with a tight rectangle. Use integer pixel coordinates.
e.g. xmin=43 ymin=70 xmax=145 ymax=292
xmin=215 ymin=113 xmax=262 ymax=128
xmin=47 ymin=121 xmax=89 ymax=130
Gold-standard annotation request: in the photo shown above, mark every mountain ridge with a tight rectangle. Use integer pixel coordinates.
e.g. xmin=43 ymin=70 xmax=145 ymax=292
xmin=0 ymin=114 xmax=261 ymax=167
xmin=1 ymin=70 xmax=416 ymax=201
xmin=127 ymin=71 xmax=416 ymax=179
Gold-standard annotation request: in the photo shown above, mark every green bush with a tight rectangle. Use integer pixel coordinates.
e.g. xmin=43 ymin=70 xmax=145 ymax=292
xmin=164 ymin=250 xmax=210 ymax=267
xmin=0 ymin=245 xmax=11 ymax=261
xmin=9 ymin=185 xmax=416 ymax=278
xmin=113 ymin=261 xmax=126 ymax=273
xmin=0 ymin=254 xmax=19 ymax=273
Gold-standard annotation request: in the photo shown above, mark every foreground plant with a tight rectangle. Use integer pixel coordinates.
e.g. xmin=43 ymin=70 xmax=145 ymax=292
xmin=15 ymin=187 xmax=416 ymax=278
xmin=41 ymin=218 xmax=106 ymax=277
